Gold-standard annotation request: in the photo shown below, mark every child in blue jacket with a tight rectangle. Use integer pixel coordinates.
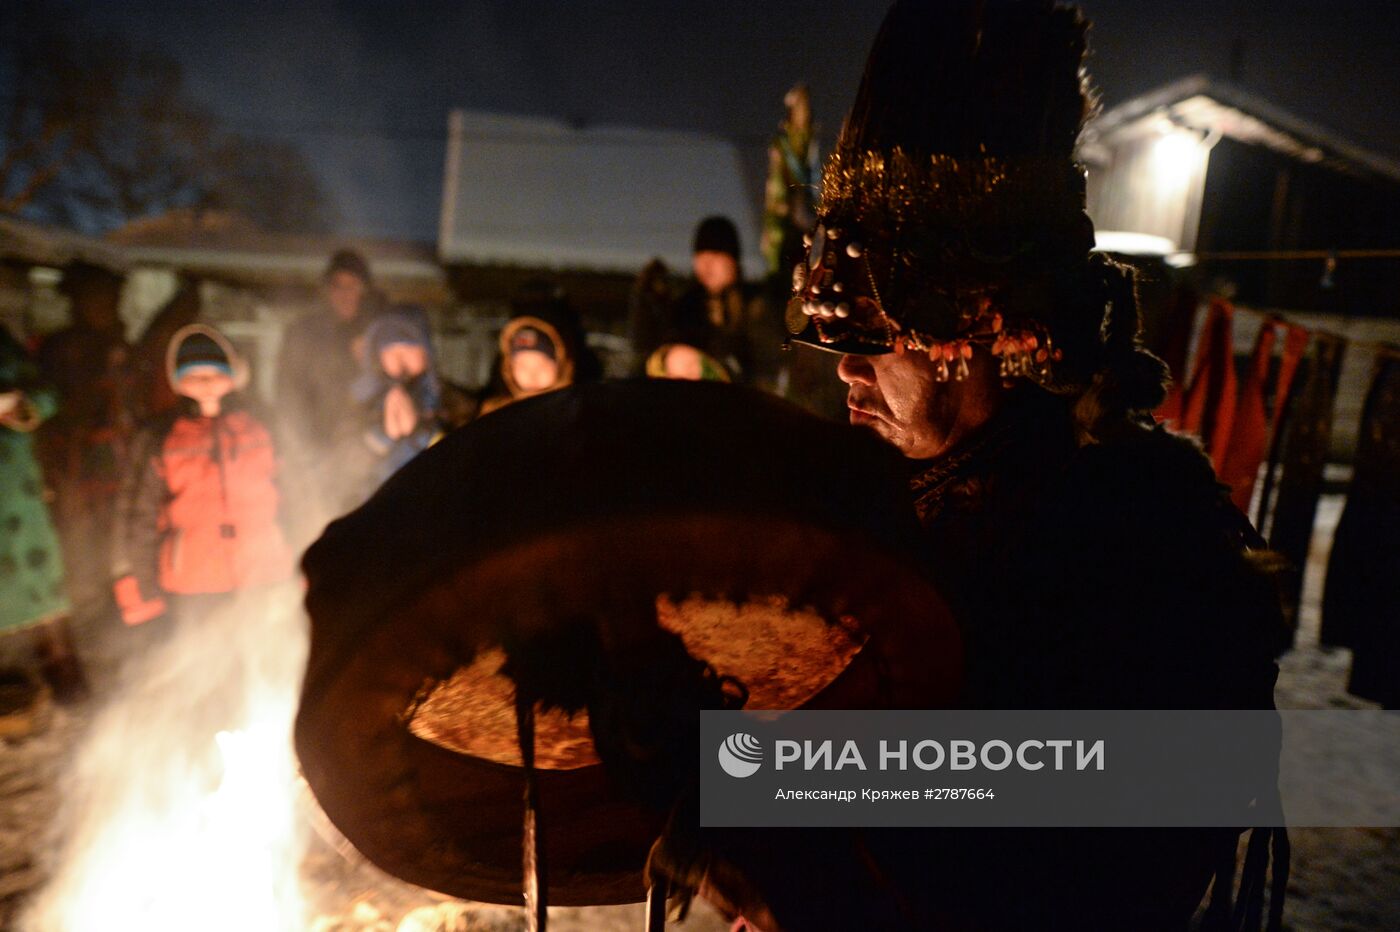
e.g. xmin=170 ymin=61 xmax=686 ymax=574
xmin=351 ymin=307 xmax=442 ymax=487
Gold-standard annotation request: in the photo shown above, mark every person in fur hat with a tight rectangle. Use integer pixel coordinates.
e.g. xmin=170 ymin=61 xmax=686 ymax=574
xmin=479 ymin=316 xmax=576 ymax=417
xmin=478 ymin=283 xmax=600 ymax=418
xmin=111 ymin=325 xmax=294 ymax=628
xmin=647 ymin=2 xmax=1288 ymax=929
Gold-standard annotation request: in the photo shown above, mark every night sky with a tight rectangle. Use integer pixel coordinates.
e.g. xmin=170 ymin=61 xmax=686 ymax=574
xmin=58 ymin=0 xmax=1400 ymax=241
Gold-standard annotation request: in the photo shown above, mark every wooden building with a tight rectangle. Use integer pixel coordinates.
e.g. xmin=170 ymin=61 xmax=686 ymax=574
xmin=105 ymin=209 xmax=449 ymax=396
xmin=0 ymin=214 xmax=128 ymax=341
xmin=1083 ymin=74 xmax=1400 ymax=316
xmin=1082 ymin=76 xmax=1400 ymax=459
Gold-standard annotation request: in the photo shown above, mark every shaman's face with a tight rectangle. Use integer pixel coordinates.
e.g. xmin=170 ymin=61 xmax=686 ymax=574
xmin=838 ymin=348 xmax=1003 ymax=460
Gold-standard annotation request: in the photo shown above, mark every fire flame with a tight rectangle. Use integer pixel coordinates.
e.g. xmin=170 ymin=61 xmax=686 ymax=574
xmin=22 ymin=589 xmax=309 ymax=931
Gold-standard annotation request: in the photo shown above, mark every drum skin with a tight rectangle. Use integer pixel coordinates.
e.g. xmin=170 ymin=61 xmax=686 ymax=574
xmin=294 ymin=380 xmax=962 ymax=905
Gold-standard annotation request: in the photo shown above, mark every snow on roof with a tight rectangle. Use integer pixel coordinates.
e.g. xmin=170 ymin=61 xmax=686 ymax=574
xmin=438 ymin=110 xmax=763 ymax=276
xmin=107 ymin=209 xmax=444 ymax=285
xmin=0 ymin=213 xmax=128 ymax=271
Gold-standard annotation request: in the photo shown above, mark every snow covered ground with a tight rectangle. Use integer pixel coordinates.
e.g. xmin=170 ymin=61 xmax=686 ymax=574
xmin=1267 ymin=495 xmax=1400 ymax=932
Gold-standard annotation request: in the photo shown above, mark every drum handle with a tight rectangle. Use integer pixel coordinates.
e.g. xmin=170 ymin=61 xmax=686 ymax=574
xmin=517 ymin=694 xmax=548 ymax=931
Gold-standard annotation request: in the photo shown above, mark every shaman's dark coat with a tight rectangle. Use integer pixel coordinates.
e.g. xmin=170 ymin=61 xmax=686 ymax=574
xmin=716 ymin=394 xmax=1284 ymax=930
xmin=916 ymin=393 xmax=1281 ymax=711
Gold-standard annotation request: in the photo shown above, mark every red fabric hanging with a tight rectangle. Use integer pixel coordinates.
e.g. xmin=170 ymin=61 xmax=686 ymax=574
xmin=1154 ymin=300 xmax=1314 ymax=517
xmin=1218 ymin=320 xmax=1279 ymax=512
xmin=1207 ymin=316 xmax=1312 ymax=515
xmin=1249 ymin=322 xmax=1312 ymax=529
xmin=1273 ymin=324 xmax=1311 ymax=423
xmin=1153 ymin=287 xmax=1200 ymax=426
xmin=1176 ymin=298 xmax=1238 ymax=464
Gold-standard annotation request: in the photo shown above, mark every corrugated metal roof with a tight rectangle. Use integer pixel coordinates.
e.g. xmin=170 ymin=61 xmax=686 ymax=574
xmin=437 ymin=110 xmax=762 ymax=276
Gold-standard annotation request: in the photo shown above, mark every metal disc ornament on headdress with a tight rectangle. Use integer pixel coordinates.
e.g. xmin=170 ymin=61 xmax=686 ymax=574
xmin=785 ymin=0 xmax=1102 ymax=394
xmin=787 ymin=152 xmax=1082 ymax=380
xmin=295 ymin=381 xmax=962 ymax=909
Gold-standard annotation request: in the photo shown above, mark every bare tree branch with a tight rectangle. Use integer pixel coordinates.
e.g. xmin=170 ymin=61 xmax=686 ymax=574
xmin=1 ymin=2 xmax=335 ymax=233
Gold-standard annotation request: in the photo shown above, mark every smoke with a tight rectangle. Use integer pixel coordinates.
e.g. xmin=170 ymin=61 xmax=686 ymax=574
xmin=21 ymin=586 xmax=310 ymax=931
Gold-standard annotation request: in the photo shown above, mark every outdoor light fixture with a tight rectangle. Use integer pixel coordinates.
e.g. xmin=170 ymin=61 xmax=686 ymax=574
xmin=1150 ymin=127 xmax=1206 ymax=194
